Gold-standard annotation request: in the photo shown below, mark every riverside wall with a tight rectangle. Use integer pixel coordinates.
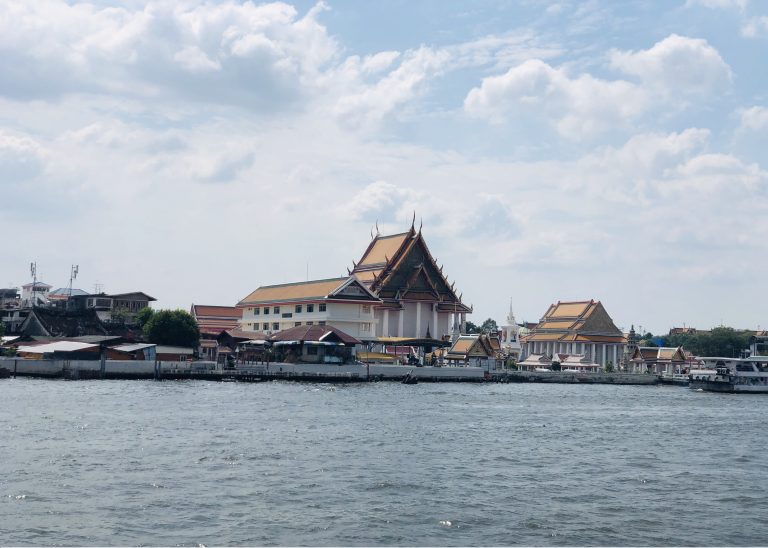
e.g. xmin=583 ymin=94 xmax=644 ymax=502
xmin=0 ymin=358 xmax=658 ymax=385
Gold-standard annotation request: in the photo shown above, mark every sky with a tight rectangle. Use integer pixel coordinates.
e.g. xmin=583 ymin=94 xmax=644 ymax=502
xmin=1 ymin=0 xmax=766 ymax=335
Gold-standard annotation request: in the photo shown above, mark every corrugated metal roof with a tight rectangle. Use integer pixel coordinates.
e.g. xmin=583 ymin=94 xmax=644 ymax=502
xmin=17 ymin=341 xmax=98 ymax=353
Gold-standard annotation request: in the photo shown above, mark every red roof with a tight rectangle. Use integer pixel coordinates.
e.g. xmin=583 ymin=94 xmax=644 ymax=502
xmin=269 ymin=325 xmax=362 ymax=345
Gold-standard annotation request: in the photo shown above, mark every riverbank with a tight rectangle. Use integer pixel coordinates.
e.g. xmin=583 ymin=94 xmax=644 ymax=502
xmin=0 ymin=358 xmax=659 ymax=385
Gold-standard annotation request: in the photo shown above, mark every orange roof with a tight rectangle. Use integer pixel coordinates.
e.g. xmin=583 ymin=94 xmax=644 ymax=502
xmin=538 ymin=320 xmax=575 ymax=329
xmin=354 ymin=269 xmax=382 ymax=282
xmin=238 ymin=278 xmax=346 ymax=305
xmin=573 ymin=335 xmax=624 ymax=343
xmin=358 ymin=232 xmax=410 ymax=266
xmin=193 ymin=305 xmax=241 ymax=318
xmin=548 ymin=301 xmax=594 ymax=318
xmin=449 ymin=338 xmax=475 ymax=354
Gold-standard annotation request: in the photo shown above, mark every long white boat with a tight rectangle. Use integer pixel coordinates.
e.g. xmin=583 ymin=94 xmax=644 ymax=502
xmin=689 ymin=356 xmax=768 ymax=393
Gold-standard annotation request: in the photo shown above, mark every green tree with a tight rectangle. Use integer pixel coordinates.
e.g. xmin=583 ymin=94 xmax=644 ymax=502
xmin=464 ymin=321 xmax=480 ymax=334
xmin=480 ymin=318 xmax=498 ymax=333
xmin=136 ymin=307 xmax=155 ymax=329
xmin=665 ymin=327 xmax=750 ymax=357
xmin=604 ymin=361 xmax=614 ymax=373
xmin=0 ymin=321 xmax=4 ymax=337
xmin=144 ymin=309 xmax=200 ymax=347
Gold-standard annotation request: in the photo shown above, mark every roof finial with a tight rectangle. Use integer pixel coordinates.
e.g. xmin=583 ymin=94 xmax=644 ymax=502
xmin=418 ymin=217 xmax=422 ymax=234
xmin=375 ymin=220 xmax=380 ymax=236
xmin=411 ymin=210 xmax=416 ymax=230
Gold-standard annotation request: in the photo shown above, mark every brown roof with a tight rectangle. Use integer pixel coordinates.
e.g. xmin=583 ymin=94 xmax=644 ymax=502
xmin=238 ymin=278 xmax=347 ymax=305
xmin=269 ymin=324 xmax=361 ymax=345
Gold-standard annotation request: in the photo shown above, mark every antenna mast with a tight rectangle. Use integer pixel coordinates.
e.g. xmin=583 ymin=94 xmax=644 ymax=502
xmin=30 ymin=262 xmax=37 ymax=309
xmin=68 ymin=265 xmax=79 ymax=298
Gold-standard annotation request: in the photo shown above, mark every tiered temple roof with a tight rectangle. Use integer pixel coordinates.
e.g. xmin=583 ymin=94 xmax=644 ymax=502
xmin=524 ymin=300 xmax=624 ymax=344
xmin=351 ymin=225 xmax=471 ymax=313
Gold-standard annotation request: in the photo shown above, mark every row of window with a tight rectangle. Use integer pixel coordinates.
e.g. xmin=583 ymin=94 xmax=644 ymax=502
xmin=249 ymin=303 xmax=327 ymax=315
xmin=246 ymin=321 xmax=327 ymax=330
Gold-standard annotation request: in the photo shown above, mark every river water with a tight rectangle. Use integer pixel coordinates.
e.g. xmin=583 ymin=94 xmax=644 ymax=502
xmin=1 ymin=378 xmax=767 ymax=546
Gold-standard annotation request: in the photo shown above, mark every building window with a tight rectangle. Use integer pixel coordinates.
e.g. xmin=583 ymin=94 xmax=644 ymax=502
xmin=248 ymin=308 xmax=252 ymax=312
xmin=318 ymin=321 xmax=326 ymax=326
xmin=295 ymin=304 xmax=302 ymax=313
xmin=273 ymin=306 xmax=280 ymax=314
xmin=306 ymin=321 xmax=314 ymax=326
xmin=319 ymin=304 xmax=326 ymax=312
xmin=362 ymin=305 xmax=371 ymax=314
xmin=307 ymin=304 xmax=314 ymax=313
xmin=361 ymin=322 xmax=371 ymax=332
xmin=294 ymin=322 xmax=301 ymax=327
xmin=254 ymin=308 xmax=260 ymax=315
xmin=272 ymin=322 xmax=279 ymax=331
xmin=263 ymin=307 xmax=269 ymax=315
xmin=307 ymin=346 xmax=318 ymax=356
xmin=263 ymin=323 xmax=269 ymax=330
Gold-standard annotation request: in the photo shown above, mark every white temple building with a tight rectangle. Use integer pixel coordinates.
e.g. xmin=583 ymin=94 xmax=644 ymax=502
xmin=499 ymin=298 xmax=522 ymax=361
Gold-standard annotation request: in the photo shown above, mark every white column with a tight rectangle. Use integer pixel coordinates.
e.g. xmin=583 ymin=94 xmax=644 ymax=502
xmin=591 ymin=343 xmax=596 ymax=362
xmin=383 ymin=310 xmax=389 ymax=337
xmin=613 ymin=345 xmax=618 ymax=367
xmin=460 ymin=313 xmax=466 ymax=333
xmin=415 ymin=302 xmax=422 ymax=338
xmin=398 ymin=309 xmax=404 ymax=337
xmin=432 ymin=305 xmax=438 ymax=337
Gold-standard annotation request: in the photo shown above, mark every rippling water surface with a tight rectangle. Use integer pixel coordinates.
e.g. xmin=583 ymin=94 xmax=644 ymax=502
xmin=2 ymin=378 xmax=768 ymax=546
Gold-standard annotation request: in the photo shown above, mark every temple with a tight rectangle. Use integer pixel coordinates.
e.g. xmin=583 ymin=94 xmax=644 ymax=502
xmin=521 ymin=300 xmax=626 ymax=368
xmin=350 ymin=223 xmax=472 ymax=340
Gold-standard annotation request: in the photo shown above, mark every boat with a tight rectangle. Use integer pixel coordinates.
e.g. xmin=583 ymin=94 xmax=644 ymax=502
xmin=689 ymin=356 xmax=768 ymax=393
xmin=402 ymin=370 xmax=418 ymax=385
xmin=0 ymin=367 xmax=9 ymax=379
xmin=658 ymin=372 xmax=690 ymax=386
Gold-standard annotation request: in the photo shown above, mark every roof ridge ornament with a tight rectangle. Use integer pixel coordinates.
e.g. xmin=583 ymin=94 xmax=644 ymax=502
xmin=411 ymin=210 xmax=416 ymax=231
xmin=375 ymin=220 xmax=380 ymax=237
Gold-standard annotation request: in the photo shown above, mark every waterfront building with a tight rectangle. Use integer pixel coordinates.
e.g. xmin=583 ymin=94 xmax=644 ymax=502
xmin=517 ymin=353 xmax=551 ymax=371
xmin=521 ymin=300 xmax=625 ymax=368
xmin=350 ymin=224 xmax=472 ymax=340
xmin=191 ymin=304 xmax=243 ymax=361
xmin=629 ymin=346 xmax=687 ymax=374
xmin=445 ymin=334 xmax=498 ymax=367
xmin=237 ymin=276 xmax=381 ymax=341
xmin=269 ymin=324 xmax=361 ymax=364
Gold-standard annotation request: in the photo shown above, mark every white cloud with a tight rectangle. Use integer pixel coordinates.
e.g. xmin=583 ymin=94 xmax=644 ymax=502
xmin=0 ymin=0 xmax=338 ymax=108
xmin=609 ymin=34 xmax=732 ymax=95
xmin=464 ymin=35 xmax=732 ymax=138
xmin=742 ymin=15 xmax=768 ymax=38
xmin=0 ymin=130 xmax=45 ymax=187
xmin=463 ymin=59 xmax=646 ymax=138
xmin=685 ymin=0 xmax=747 ymax=10
xmin=737 ymin=106 xmax=768 ymax=131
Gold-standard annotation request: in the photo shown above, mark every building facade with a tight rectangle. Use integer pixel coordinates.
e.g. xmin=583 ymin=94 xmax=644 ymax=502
xmin=237 ymin=276 xmax=381 ymax=341
xmin=521 ymin=300 xmax=626 ymax=368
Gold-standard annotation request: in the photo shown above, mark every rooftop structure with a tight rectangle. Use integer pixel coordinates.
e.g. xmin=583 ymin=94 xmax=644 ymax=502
xmin=522 ymin=300 xmax=625 ymax=368
xmin=351 ymin=223 xmax=471 ymax=341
